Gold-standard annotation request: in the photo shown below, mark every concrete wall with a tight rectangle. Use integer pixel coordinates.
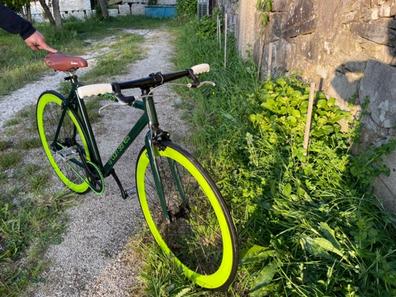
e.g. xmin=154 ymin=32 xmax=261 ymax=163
xmin=226 ymin=0 xmax=396 ymax=211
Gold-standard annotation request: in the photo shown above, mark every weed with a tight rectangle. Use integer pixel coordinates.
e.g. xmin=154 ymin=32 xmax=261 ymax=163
xmin=19 ymin=138 xmax=42 ymax=150
xmin=29 ymin=172 xmax=50 ymax=192
xmin=0 ymin=151 xmax=22 ymax=170
xmin=138 ymin=19 xmax=396 ymax=297
xmin=3 ymin=118 xmax=21 ymax=127
xmin=0 ymin=140 xmax=13 ymax=151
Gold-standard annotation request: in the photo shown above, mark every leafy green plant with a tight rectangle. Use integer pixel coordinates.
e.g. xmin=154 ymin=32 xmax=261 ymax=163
xmin=139 ymin=19 xmax=396 ymax=297
xmin=194 ymin=16 xmax=217 ymax=39
xmin=176 ymin=0 xmax=197 ymax=17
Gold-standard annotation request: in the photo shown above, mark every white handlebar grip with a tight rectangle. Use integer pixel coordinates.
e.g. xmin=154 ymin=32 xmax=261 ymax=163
xmin=191 ymin=63 xmax=210 ymax=75
xmin=77 ymin=84 xmax=113 ymax=99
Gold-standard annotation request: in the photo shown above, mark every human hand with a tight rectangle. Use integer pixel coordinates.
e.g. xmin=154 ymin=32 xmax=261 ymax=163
xmin=24 ymin=31 xmax=57 ymax=53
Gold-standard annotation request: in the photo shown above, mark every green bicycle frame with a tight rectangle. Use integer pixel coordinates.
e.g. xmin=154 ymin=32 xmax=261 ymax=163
xmin=55 ymin=76 xmax=170 ymax=219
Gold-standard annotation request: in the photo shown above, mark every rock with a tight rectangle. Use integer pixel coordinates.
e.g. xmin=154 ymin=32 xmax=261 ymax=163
xmin=282 ymin=0 xmax=316 ymax=38
xmin=118 ymin=4 xmax=131 ymax=16
xmin=360 ymin=60 xmax=396 ymax=129
xmin=379 ymin=3 xmax=392 ymax=17
xmin=108 ymin=8 xmax=119 ymax=17
xmin=131 ymin=4 xmax=145 ymax=15
xmin=375 ymin=151 xmax=396 ymax=214
xmin=272 ymin=0 xmax=289 ymax=12
xmin=351 ymin=18 xmax=392 ymax=46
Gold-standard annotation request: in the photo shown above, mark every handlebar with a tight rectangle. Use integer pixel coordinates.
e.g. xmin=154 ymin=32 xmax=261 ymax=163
xmin=77 ymin=63 xmax=211 ymax=104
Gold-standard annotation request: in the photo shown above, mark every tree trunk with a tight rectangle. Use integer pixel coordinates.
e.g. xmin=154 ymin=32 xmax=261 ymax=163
xmin=23 ymin=3 xmax=32 ymax=22
xmin=52 ymin=0 xmax=62 ymax=28
xmin=97 ymin=0 xmax=109 ymax=19
xmin=38 ymin=0 xmax=56 ymax=25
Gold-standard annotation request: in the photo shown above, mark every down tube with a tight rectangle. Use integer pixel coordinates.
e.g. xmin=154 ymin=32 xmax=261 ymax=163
xmin=103 ymin=113 xmax=148 ymax=176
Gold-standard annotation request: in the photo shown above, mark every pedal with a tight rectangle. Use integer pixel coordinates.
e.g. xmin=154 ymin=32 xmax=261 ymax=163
xmin=54 ymin=146 xmax=79 ymax=161
xmin=124 ymin=187 xmax=136 ymax=198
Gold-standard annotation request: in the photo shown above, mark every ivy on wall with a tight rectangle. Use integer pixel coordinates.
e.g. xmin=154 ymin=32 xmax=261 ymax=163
xmin=257 ymin=0 xmax=272 ymax=27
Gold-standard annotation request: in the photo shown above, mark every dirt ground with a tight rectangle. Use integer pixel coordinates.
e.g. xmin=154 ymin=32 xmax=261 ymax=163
xmin=0 ymin=29 xmax=189 ymax=297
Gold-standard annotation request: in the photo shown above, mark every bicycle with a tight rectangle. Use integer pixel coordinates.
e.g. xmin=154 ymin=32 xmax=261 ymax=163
xmin=36 ymin=53 xmax=238 ymax=289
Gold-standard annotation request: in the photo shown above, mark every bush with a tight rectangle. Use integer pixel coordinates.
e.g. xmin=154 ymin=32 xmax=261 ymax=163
xmin=177 ymin=0 xmax=197 ymax=17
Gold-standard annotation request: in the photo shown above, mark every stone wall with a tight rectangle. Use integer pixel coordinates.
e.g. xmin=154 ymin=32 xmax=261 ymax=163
xmin=228 ymin=0 xmax=396 ymax=211
xmin=30 ymin=0 xmax=149 ymax=22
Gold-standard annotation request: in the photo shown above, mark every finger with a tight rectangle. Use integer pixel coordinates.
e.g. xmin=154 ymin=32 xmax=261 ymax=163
xmin=38 ymin=43 xmax=58 ymax=53
xmin=28 ymin=43 xmax=39 ymax=51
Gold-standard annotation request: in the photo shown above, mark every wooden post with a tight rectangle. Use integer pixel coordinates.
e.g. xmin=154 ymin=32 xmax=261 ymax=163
xmin=267 ymin=43 xmax=273 ymax=80
xmin=217 ymin=14 xmax=221 ymax=49
xmin=303 ymin=82 xmax=316 ymax=156
xmin=224 ymin=13 xmax=228 ymax=68
xmin=257 ymin=37 xmax=263 ymax=79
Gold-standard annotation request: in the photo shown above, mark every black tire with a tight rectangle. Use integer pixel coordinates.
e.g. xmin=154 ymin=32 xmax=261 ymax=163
xmin=135 ymin=141 xmax=238 ymax=289
xmin=36 ymin=91 xmax=90 ymax=194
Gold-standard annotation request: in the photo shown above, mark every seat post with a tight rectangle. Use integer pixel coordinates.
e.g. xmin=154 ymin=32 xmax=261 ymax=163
xmin=64 ymin=72 xmax=79 ymax=86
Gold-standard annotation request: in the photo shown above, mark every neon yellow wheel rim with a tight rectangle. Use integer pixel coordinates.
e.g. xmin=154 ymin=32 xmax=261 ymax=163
xmin=136 ymin=146 xmax=234 ymax=289
xmin=37 ymin=93 xmax=90 ymax=193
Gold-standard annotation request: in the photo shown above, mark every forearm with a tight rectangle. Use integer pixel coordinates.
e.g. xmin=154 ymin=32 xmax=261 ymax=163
xmin=0 ymin=4 xmax=35 ymax=39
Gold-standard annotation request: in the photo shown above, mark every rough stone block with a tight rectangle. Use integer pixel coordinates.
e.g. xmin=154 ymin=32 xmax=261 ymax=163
xmin=131 ymin=4 xmax=145 ymax=15
xmin=269 ymin=13 xmax=286 ymax=40
xmin=32 ymin=13 xmax=45 ymax=22
xmin=272 ymin=0 xmax=288 ymax=12
xmin=379 ymin=3 xmax=392 ymax=17
xmin=119 ymin=4 xmax=131 ymax=15
xmin=375 ymin=151 xmax=396 ymax=213
xmin=282 ymin=0 xmax=316 ymax=38
xmin=108 ymin=8 xmax=119 ymax=17
xmin=351 ymin=18 xmax=391 ymax=45
xmin=70 ymin=11 xmax=85 ymax=19
xmin=371 ymin=7 xmax=379 ymax=20
xmin=360 ymin=60 xmax=396 ymax=129
xmin=157 ymin=0 xmax=176 ymax=4
xmin=60 ymin=0 xmax=91 ymax=11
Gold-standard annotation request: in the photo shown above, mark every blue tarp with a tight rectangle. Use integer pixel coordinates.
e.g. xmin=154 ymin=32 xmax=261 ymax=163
xmin=145 ymin=5 xmax=176 ymax=18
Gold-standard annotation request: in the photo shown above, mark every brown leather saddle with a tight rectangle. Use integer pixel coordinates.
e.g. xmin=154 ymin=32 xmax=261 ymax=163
xmin=44 ymin=53 xmax=88 ymax=72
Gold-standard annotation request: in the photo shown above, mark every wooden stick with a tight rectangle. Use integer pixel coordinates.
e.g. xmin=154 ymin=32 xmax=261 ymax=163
xmin=224 ymin=13 xmax=228 ymax=68
xmin=303 ymin=82 xmax=316 ymax=156
xmin=217 ymin=14 xmax=221 ymax=49
xmin=267 ymin=43 xmax=273 ymax=80
xmin=257 ymin=37 xmax=263 ymax=79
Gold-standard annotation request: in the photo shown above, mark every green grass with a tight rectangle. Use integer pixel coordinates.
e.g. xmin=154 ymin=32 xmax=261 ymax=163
xmin=0 ymin=112 xmax=77 ymax=297
xmin=138 ymin=19 xmax=396 ymax=297
xmin=0 ymin=151 xmax=22 ymax=170
xmin=4 ymin=118 xmax=21 ymax=127
xmin=28 ymin=172 xmax=50 ymax=192
xmin=0 ymin=140 xmax=13 ymax=151
xmin=0 ymin=191 xmax=75 ymax=297
xmin=0 ymin=16 xmax=170 ymax=96
xmin=19 ymin=138 xmax=42 ymax=150
xmin=0 ymin=15 xmax=156 ymax=294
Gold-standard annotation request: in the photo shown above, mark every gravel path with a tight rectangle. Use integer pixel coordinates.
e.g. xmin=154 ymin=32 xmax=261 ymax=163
xmin=14 ymin=29 xmax=189 ymax=297
xmin=0 ymin=34 xmax=120 ymax=130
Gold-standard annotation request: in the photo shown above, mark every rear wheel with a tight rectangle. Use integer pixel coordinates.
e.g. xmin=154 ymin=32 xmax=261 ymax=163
xmin=36 ymin=91 xmax=90 ymax=193
xmin=135 ymin=142 xmax=238 ymax=289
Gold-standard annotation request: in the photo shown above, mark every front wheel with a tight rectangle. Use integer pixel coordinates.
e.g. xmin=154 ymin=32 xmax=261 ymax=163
xmin=36 ymin=91 xmax=90 ymax=193
xmin=135 ymin=142 xmax=238 ymax=289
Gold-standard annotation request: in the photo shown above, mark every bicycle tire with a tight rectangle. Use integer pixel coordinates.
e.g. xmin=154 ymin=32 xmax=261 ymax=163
xmin=135 ymin=141 xmax=238 ymax=289
xmin=36 ymin=91 xmax=90 ymax=193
